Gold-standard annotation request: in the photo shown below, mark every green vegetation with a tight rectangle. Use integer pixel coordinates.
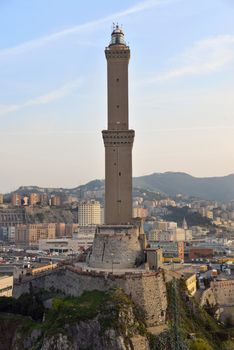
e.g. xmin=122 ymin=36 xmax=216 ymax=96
xmin=133 ymin=187 xmax=166 ymax=201
xmin=189 ymin=338 xmax=213 ymax=350
xmin=166 ymin=279 xmax=234 ymax=350
xmin=164 ymin=206 xmax=212 ymax=227
xmin=133 ymin=172 xmax=234 ymax=202
xmin=0 ymin=293 xmax=44 ymax=321
xmin=2 ymin=285 xmax=233 ymax=349
xmin=0 ymin=313 xmax=41 ymax=350
xmin=35 ymin=212 xmax=45 ymax=222
xmin=44 ymin=288 xmax=147 ymax=339
xmin=44 ymin=290 xmax=109 ymax=334
xmin=99 ymin=288 xmax=146 ymax=336
xmin=0 ymin=288 xmax=148 ymax=348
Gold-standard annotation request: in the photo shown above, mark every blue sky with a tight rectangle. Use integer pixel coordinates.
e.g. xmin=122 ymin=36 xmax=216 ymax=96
xmin=0 ymin=0 xmax=234 ymax=192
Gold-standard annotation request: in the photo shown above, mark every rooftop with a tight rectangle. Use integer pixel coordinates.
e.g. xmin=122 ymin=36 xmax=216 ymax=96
xmin=0 ymin=275 xmax=12 ymax=280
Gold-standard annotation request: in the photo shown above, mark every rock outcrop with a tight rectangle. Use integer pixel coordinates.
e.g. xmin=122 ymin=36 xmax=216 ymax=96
xmin=1 ymin=289 xmax=150 ymax=350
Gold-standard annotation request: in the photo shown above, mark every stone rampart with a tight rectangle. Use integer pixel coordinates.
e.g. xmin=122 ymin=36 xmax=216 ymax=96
xmin=200 ymin=288 xmax=216 ymax=307
xmin=122 ymin=271 xmax=167 ymax=326
xmin=13 ymin=267 xmax=167 ymax=326
xmin=87 ymin=226 xmax=145 ymax=269
xmin=200 ymin=280 xmax=234 ymax=308
xmin=210 ymin=280 xmax=234 ymax=306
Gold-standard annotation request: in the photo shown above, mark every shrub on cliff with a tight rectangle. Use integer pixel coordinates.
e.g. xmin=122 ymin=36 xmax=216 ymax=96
xmin=0 ymin=293 xmax=44 ymax=321
xmin=189 ymin=338 xmax=213 ymax=350
xmin=166 ymin=279 xmax=234 ymax=350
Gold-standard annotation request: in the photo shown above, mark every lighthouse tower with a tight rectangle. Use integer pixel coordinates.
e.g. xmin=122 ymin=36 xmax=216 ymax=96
xmin=88 ymin=26 xmax=145 ymax=269
xmin=103 ymin=24 xmax=134 ymax=225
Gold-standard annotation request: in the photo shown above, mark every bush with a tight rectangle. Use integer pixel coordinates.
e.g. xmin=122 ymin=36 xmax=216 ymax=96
xmin=0 ymin=294 xmax=44 ymax=321
xmin=189 ymin=338 xmax=213 ymax=350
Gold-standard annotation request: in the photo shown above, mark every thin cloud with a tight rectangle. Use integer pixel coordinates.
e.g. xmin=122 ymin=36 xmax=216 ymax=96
xmin=0 ymin=0 xmax=176 ymax=59
xmin=0 ymin=79 xmax=82 ymax=116
xmin=147 ymin=35 xmax=234 ymax=83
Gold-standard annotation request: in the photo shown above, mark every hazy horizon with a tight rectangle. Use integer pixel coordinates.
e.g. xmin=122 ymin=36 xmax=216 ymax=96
xmin=2 ymin=171 xmax=234 ymax=194
xmin=1 ymin=0 xmax=234 ymax=193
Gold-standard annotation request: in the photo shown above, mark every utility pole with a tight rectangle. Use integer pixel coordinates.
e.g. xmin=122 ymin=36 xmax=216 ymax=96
xmin=169 ymin=278 xmax=189 ymax=350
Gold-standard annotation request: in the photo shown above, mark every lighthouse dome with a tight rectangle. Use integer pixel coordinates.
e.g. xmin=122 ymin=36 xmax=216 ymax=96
xmin=110 ymin=24 xmax=126 ymax=46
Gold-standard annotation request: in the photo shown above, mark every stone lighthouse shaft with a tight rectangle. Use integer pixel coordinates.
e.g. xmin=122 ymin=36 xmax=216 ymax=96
xmin=102 ymin=25 xmax=134 ymax=225
xmin=87 ymin=26 xmax=145 ymax=270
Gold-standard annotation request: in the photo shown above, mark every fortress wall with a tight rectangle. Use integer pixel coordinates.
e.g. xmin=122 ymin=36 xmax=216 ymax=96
xmin=200 ymin=280 xmax=234 ymax=309
xmin=121 ymin=272 xmax=167 ymax=326
xmin=88 ymin=228 xmax=144 ymax=269
xmin=200 ymin=287 xmax=217 ymax=307
xmin=45 ymin=268 xmax=115 ymax=296
xmin=13 ymin=267 xmax=167 ymax=326
xmin=13 ymin=268 xmax=115 ymax=298
xmin=210 ymin=280 xmax=234 ymax=305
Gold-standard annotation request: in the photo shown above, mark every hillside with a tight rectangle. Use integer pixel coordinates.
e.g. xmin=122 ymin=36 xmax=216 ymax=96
xmin=1 ymin=284 xmax=234 ymax=349
xmin=5 ymin=172 xmax=234 ymax=202
xmin=133 ymin=172 xmax=234 ymax=202
xmin=0 ymin=289 xmax=150 ymax=350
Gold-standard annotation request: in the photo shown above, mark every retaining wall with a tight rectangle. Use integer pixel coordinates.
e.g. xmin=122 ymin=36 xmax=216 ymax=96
xmin=13 ymin=267 xmax=167 ymax=326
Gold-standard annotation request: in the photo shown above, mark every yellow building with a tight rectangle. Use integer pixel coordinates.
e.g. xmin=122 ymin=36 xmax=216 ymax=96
xmin=0 ymin=275 xmax=13 ymax=297
xmin=132 ymin=207 xmax=148 ymax=219
xmin=15 ymin=223 xmax=56 ymax=246
xmin=183 ymin=273 xmax=197 ymax=296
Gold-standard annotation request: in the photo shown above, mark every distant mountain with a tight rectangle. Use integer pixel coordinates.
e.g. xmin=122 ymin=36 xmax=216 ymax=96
xmin=74 ymin=180 xmax=104 ymax=192
xmin=133 ymin=172 xmax=234 ymax=202
xmin=6 ymin=173 xmax=234 ymax=202
xmin=4 ymin=180 xmax=105 ymax=202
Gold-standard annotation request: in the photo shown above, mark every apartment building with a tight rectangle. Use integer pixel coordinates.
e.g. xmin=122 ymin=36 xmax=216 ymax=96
xmin=78 ymin=200 xmax=101 ymax=226
xmin=15 ymin=223 xmax=56 ymax=246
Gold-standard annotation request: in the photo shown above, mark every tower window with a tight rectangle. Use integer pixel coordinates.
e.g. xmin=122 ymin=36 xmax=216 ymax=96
xmin=119 ymin=172 xmax=121 ymax=176
xmin=116 ymin=78 xmax=119 ymax=82
xmin=116 ymin=105 xmax=119 ymax=108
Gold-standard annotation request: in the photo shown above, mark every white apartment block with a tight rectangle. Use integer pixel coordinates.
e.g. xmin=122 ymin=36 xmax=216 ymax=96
xmin=78 ymin=200 xmax=101 ymax=226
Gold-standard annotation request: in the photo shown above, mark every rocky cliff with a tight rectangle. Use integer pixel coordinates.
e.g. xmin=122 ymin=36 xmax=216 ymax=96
xmin=0 ymin=289 xmax=150 ymax=350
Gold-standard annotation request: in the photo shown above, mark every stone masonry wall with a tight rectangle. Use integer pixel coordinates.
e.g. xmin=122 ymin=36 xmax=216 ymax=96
xmin=200 ymin=280 xmax=234 ymax=308
xmin=210 ymin=280 xmax=234 ymax=305
xmin=200 ymin=287 xmax=216 ymax=308
xmin=120 ymin=272 xmax=167 ymax=326
xmin=13 ymin=267 xmax=167 ymax=326
xmin=88 ymin=226 xmax=144 ymax=269
xmin=13 ymin=268 xmax=114 ymax=298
